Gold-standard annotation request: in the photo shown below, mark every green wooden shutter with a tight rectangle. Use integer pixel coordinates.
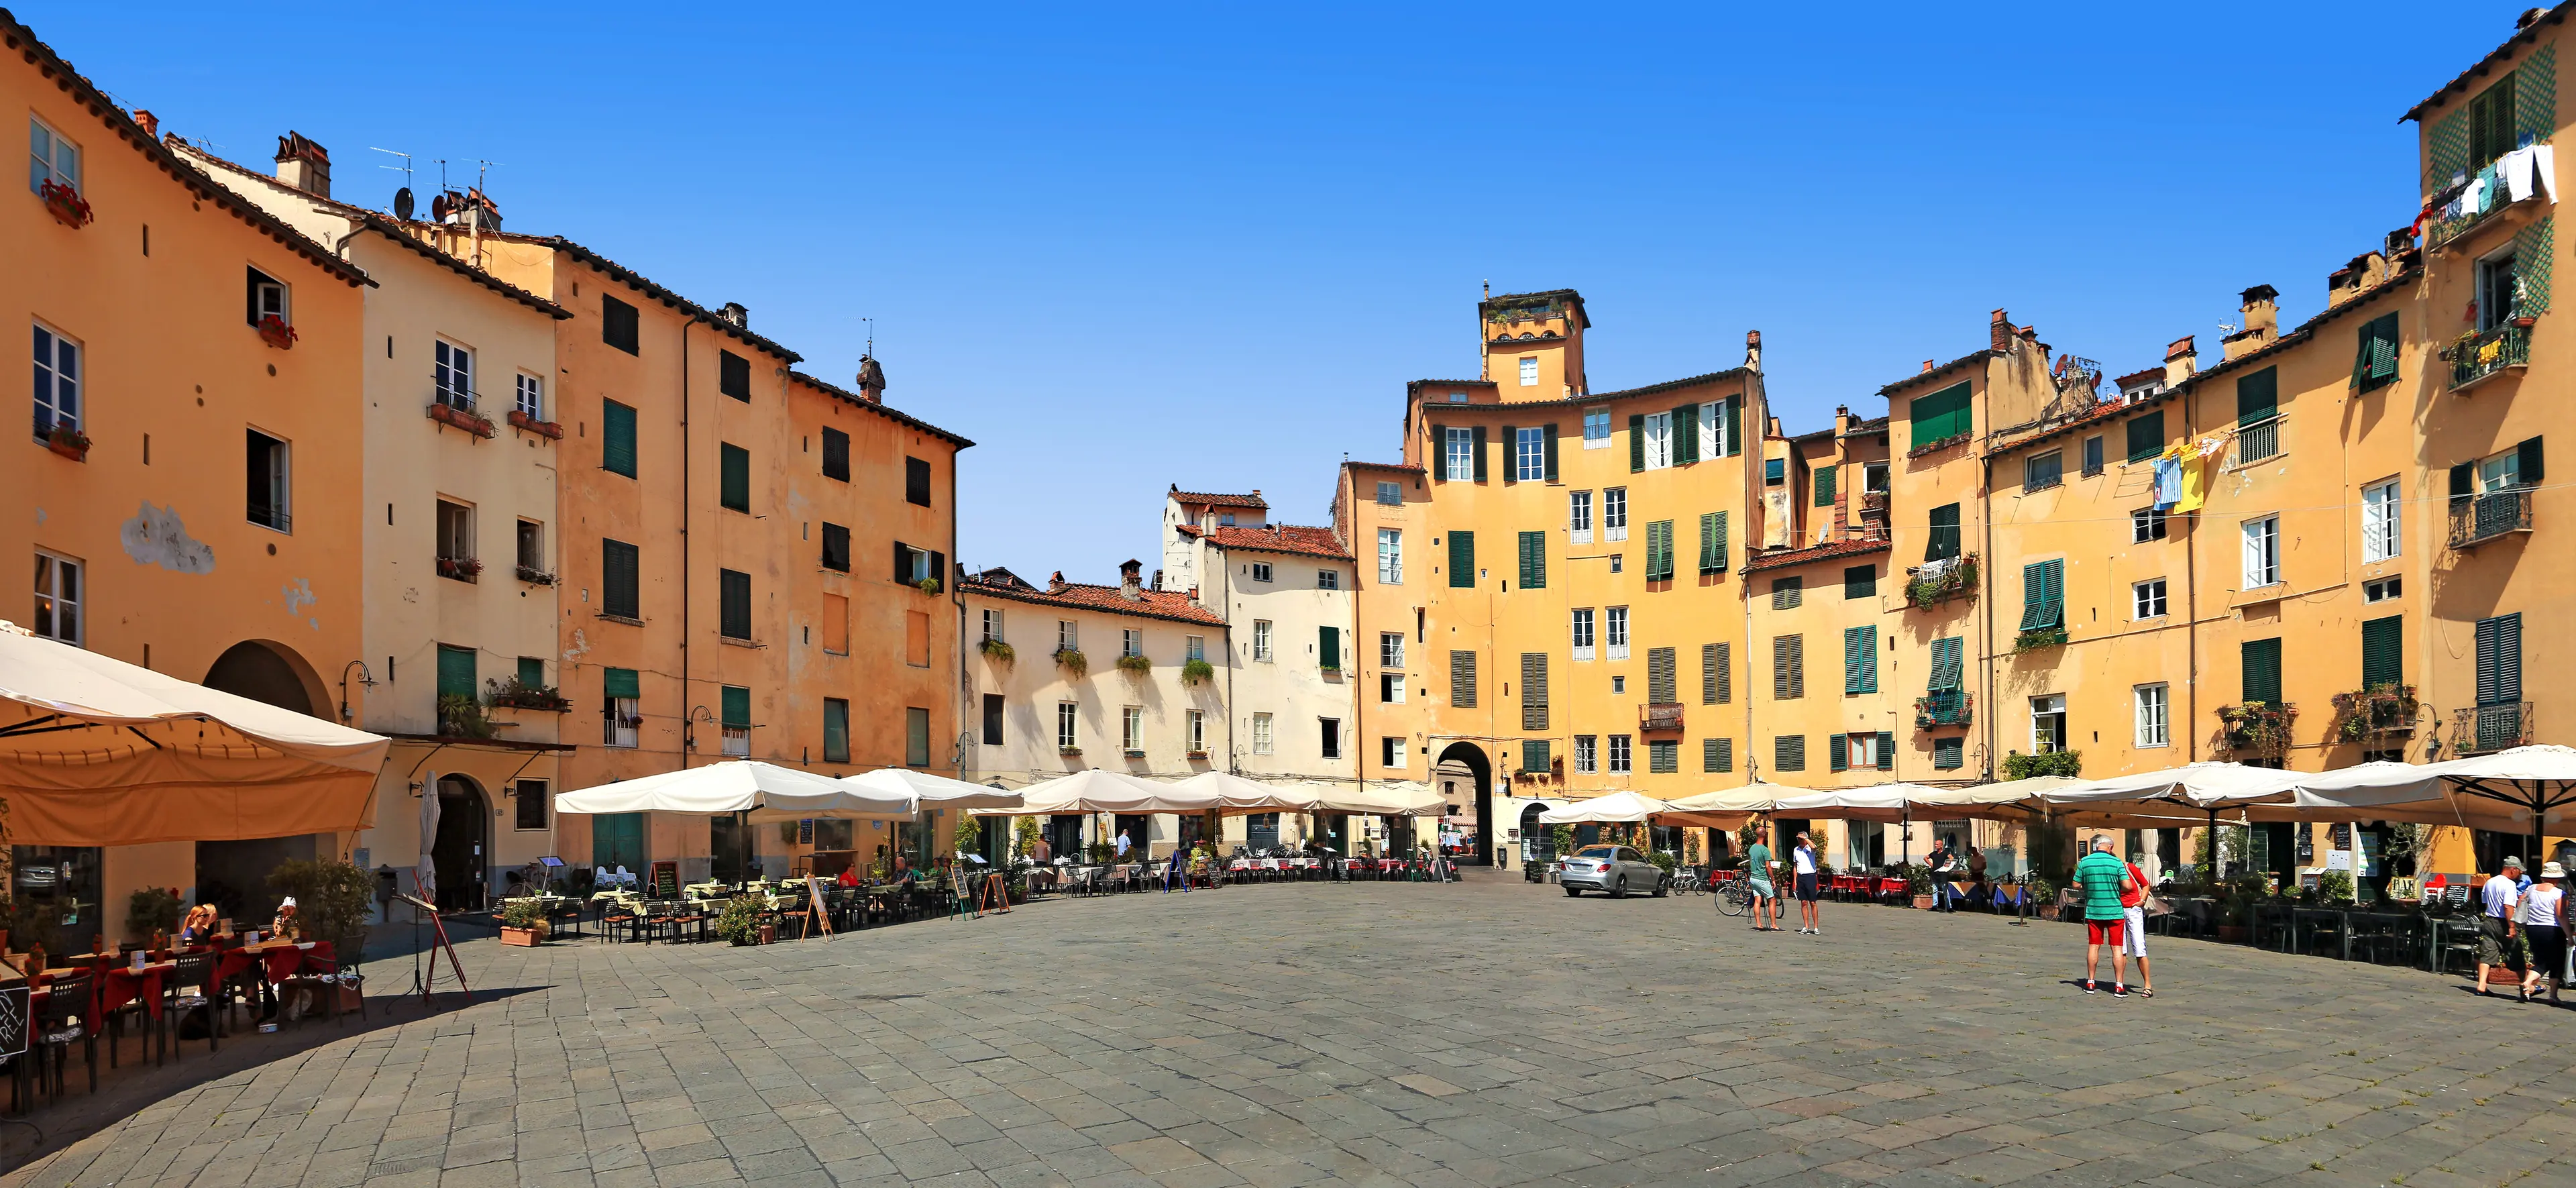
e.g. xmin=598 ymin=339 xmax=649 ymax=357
xmin=1933 ymin=737 xmax=1963 ymax=769
xmin=1629 ymin=415 xmax=1646 ymax=472
xmin=2355 ymin=314 xmax=2400 ymax=389
xmin=436 ymin=644 xmax=476 ymax=702
xmin=2241 ymin=638 xmax=2284 ymax=706
xmin=1701 ymin=643 xmax=1721 ymax=704
xmin=720 ymin=685 xmax=751 ymax=729
xmin=2018 ymin=560 xmax=2063 ymax=630
xmin=1472 ymin=426 xmax=1488 ymax=482
xmin=1929 ymin=637 xmax=1963 ymax=691
xmin=2126 ymin=411 xmax=2164 ymax=463
xmin=1518 ymin=530 xmax=1546 ymax=589
xmin=1522 ymin=739 xmax=1550 ymax=775
xmin=1646 ymin=521 xmax=1673 ymax=580
xmin=2477 ymin=613 xmax=2523 ymax=705
xmin=1813 ymin=466 xmax=1836 ymax=507
xmin=1674 ymin=404 xmax=1699 ymax=465
xmin=1829 ymin=733 xmax=1848 ymax=772
xmin=1926 ymin=504 xmax=1961 ymax=562
xmin=1911 ymin=382 xmax=1970 ymax=444
xmin=1724 ymin=396 xmax=1743 ymax=455
xmin=719 ymin=443 xmax=750 ymax=511
xmin=1843 ymin=625 xmax=1876 ymax=694
xmin=2361 ymin=615 xmax=2403 ymax=689
xmin=1543 ymin=424 xmax=1559 ymax=481
xmin=1648 ymin=647 xmax=1676 ymax=704
xmin=1520 ymin=653 xmax=1548 ymax=730
xmin=1876 ymin=732 xmax=1895 ymax=771
xmin=1843 ymin=564 xmax=1875 ymax=599
xmin=1451 ymin=650 xmax=1478 ymax=708
xmin=602 ymin=399 xmax=637 ymax=477
xmin=517 ymin=657 xmax=545 ymax=690
xmin=2517 ymin=216 xmax=2553 ymax=314
xmin=720 ymin=569 xmax=751 ymax=639
xmin=1448 ymin=531 xmax=1475 ymax=588
xmin=2518 ymin=436 xmax=2545 ymax=486
xmin=1319 ymin=626 xmax=1341 ymax=671
xmin=1698 ymin=512 xmax=1725 ymax=574
xmin=2237 ymin=367 xmax=2278 ymax=426
xmin=603 ymin=667 xmax=640 ymax=700
xmin=1704 ymin=738 xmax=1732 ymax=773
xmin=1500 ymin=425 xmax=1518 ymax=485
xmin=822 ymin=699 xmax=849 ymax=762
xmin=602 ymin=538 xmax=640 ymax=618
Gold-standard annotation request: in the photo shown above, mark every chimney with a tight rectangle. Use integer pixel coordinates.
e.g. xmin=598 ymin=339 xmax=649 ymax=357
xmin=273 ymin=131 xmax=331 ymax=199
xmin=1989 ymin=309 xmax=2013 ymax=353
xmin=1118 ymin=559 xmax=1144 ymax=601
xmin=718 ymin=302 xmax=748 ymax=329
xmin=1152 ymin=568 xmax=1165 ymax=591
xmin=2223 ymin=285 xmax=2279 ymax=360
xmin=131 ymin=109 xmax=158 ymax=139
xmin=1047 ymin=570 xmax=1067 ymax=594
xmin=2521 ymin=7 xmax=2546 ymax=30
xmin=1921 ymin=359 xmax=1935 ymax=372
xmin=2163 ymin=335 xmax=2197 ymax=388
xmin=1744 ymin=330 xmax=1762 ymax=371
xmin=855 ymin=356 xmax=885 ymax=404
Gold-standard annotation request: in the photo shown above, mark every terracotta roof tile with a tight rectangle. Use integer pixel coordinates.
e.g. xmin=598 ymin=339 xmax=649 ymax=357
xmin=1201 ymin=524 xmax=1350 ymax=561
xmin=2402 ymin=2 xmax=2569 ymax=123
xmin=788 ymin=370 xmax=973 ymax=449
xmin=960 ymin=574 xmax=1226 ymax=627
xmin=1741 ymin=536 xmax=1891 ymax=576
xmin=1878 ymin=350 xmax=1996 ymax=397
xmin=1169 ymin=488 xmax=1269 ymax=510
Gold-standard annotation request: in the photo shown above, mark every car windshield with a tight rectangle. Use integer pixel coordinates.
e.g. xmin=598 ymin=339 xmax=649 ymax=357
xmin=1574 ymin=846 xmax=1617 ymax=859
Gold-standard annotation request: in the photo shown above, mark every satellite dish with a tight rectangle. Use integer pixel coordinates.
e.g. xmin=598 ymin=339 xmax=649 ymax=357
xmin=393 ymin=186 xmax=414 ymax=221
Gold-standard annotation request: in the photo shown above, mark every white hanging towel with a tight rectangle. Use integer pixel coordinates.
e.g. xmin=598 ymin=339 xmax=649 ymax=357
xmin=2502 ymin=144 xmax=2557 ymax=205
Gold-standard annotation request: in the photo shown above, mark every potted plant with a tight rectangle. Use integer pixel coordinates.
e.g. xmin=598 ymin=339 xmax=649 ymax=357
xmin=437 ymin=693 xmax=497 ymax=739
xmin=1116 ymin=653 xmax=1152 ymax=675
xmin=1054 ymin=647 xmax=1087 ymax=677
xmin=127 ymin=886 xmax=182 ymax=943
xmin=427 ymin=400 xmax=498 ymax=439
xmin=979 ymin=638 xmax=1016 ymax=663
xmin=506 ymin=408 xmax=565 ymax=439
xmin=1183 ymin=657 xmax=1216 ymax=684
xmin=2025 ymin=875 xmax=2059 ymax=920
xmin=437 ymin=555 xmax=483 ymax=582
xmin=43 ymin=421 xmax=89 ymax=462
xmin=2002 ymin=750 xmax=2083 ymax=780
xmin=484 ymin=674 xmax=571 ymax=712
xmin=2012 ymin=625 xmax=2069 ymax=653
xmin=499 ymin=898 xmax=548 ymax=946
xmin=916 ymin=576 xmax=943 ymax=596
xmin=38 ymin=178 xmax=91 ymax=228
xmin=1057 ymin=745 xmax=1082 ymax=757
xmin=256 ymin=315 xmax=299 ymax=351
xmin=265 ymin=859 xmax=377 ymax=972
xmin=712 ymin=895 xmax=763 ymax=946
xmin=1904 ymin=863 xmax=1935 ymax=910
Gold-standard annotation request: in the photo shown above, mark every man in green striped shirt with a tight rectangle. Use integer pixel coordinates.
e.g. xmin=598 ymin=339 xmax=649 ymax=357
xmin=2074 ymin=836 xmax=2137 ymax=997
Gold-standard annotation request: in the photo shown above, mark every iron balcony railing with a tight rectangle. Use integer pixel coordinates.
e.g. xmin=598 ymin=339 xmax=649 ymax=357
xmin=1916 ymin=688 xmax=1972 ymax=728
xmin=2452 ymin=702 xmax=2533 ymax=755
xmin=1640 ymin=703 xmax=1684 ymax=733
xmin=2233 ymin=415 xmax=2284 ymax=466
xmin=2450 ymin=323 xmax=2530 ymax=390
xmin=2447 ymin=489 xmax=2533 ymax=549
xmin=249 ymin=503 xmax=292 ymax=533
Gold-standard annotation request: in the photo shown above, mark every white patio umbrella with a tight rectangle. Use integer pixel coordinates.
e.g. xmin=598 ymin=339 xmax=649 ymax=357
xmin=845 ymin=767 xmax=1024 ymax=812
xmin=1176 ymin=770 xmax=1323 ymax=814
xmin=1773 ymin=783 xmax=1962 ymax=824
xmin=1655 ymin=781 xmax=1818 ymax=827
xmin=554 ymin=760 xmax=917 ymax=821
xmin=978 ymin=768 xmax=1218 ymax=815
xmin=1537 ymin=790 xmax=1675 ymax=824
xmin=2289 ymin=746 xmax=2576 ymax=847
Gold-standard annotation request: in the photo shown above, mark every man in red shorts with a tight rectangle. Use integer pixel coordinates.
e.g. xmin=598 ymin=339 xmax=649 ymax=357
xmin=2073 ymin=836 xmax=2138 ymax=996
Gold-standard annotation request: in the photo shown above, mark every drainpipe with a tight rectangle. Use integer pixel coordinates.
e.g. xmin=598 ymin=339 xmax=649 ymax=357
xmin=678 ymin=319 xmax=691 ymax=773
xmin=950 ymin=437 xmax=965 ymax=777
xmin=1980 ymin=451 xmax=1997 ymax=783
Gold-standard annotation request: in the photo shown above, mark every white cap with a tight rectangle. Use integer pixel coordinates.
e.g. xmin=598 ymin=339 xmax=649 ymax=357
xmin=278 ymin=896 xmax=297 ymax=909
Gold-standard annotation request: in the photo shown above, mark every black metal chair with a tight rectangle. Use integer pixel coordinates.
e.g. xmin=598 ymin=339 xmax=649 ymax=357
xmin=160 ymin=951 xmax=219 ymax=1061
xmin=32 ymin=973 xmax=96 ymax=1101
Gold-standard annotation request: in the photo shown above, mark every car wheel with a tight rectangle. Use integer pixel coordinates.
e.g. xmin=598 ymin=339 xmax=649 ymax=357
xmin=1653 ymin=875 xmax=1670 ymax=898
xmin=1564 ymin=886 xmax=1582 ymax=898
xmin=1611 ymin=877 xmax=1628 ymax=899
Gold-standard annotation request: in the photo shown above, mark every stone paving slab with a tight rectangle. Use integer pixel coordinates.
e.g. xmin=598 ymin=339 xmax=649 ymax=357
xmin=4 ymin=875 xmax=2575 ymax=1187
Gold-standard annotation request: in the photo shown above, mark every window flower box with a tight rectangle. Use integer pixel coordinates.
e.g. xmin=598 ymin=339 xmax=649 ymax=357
xmin=916 ymin=577 xmax=943 ymax=596
xmin=38 ymin=179 xmax=90 ymax=228
xmin=1908 ymin=431 xmax=1970 ymax=459
xmin=1904 ymin=553 xmax=1979 ymax=610
xmin=1115 ymin=654 xmax=1152 ymax=675
xmin=256 ymin=315 xmax=298 ymax=351
xmin=485 ymin=676 xmax=571 ymax=712
xmin=436 ymin=555 xmax=482 ymax=582
xmin=427 ymin=401 xmax=496 ymax=439
xmin=507 ymin=409 xmax=564 ymax=439
xmin=2011 ymin=625 xmax=2067 ymax=654
xmin=979 ymin=638 xmax=1016 ymax=662
xmin=515 ymin=565 xmax=556 ymax=585
xmin=2330 ymin=684 xmax=2417 ymax=741
xmin=1054 ymin=647 xmax=1087 ymax=676
xmin=42 ymin=423 xmax=89 ymax=462
xmin=2215 ymin=701 xmax=2296 ymax=757
xmin=1123 ymin=749 xmax=1146 ymax=759
xmin=1058 ymin=746 xmax=1083 ymax=757
xmin=1182 ymin=657 xmax=1215 ymax=684
xmin=1185 ymin=749 xmax=1209 ymax=760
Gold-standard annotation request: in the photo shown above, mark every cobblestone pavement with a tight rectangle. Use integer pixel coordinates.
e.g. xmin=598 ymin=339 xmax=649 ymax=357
xmin=9 ymin=873 xmax=2576 ymax=1188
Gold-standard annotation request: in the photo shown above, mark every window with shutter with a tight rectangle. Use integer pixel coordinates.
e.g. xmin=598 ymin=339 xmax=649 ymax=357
xmin=1520 ymin=653 xmax=1547 ymax=730
xmin=1829 ymin=733 xmax=1850 ymax=773
xmin=1775 ymin=735 xmax=1805 ymax=772
xmin=1518 ymin=530 xmax=1547 ymax=588
xmin=820 ymin=523 xmax=850 ymax=572
xmin=2469 ymin=71 xmax=2520 ymax=169
xmin=1544 ymin=423 xmax=1560 ymax=481
xmin=2354 ymin=313 xmax=2400 ymax=391
xmin=1933 ymin=737 xmax=1964 ymax=769
xmin=2361 ymin=615 xmax=2403 ymax=689
xmin=1645 ymin=521 xmax=1674 ymax=580
xmin=1703 ymin=738 xmax=1733 ymax=773
xmin=2017 ymin=559 xmax=2063 ymax=631
xmin=1629 ymin=415 xmax=1646 ymax=472
xmin=1773 ymin=635 xmax=1804 ymax=700
xmin=1725 ymin=395 xmax=1744 ymax=455
xmin=1843 ymin=564 xmax=1875 ymax=599
xmin=1876 ymin=731 xmax=1896 ymax=771
xmin=602 ymin=399 xmax=638 ymax=478
xmin=602 ymin=538 xmax=640 ymax=618
xmin=2361 ymin=480 xmax=2400 ymax=563
xmin=719 ymin=350 xmax=751 ymax=400
xmin=821 ymin=427 xmax=850 ymax=482
xmin=1522 ymin=739 xmax=1550 ymax=775
xmin=1926 ymin=503 xmax=1961 ymax=561
xmin=2241 ymin=637 xmax=2284 ymax=706
xmin=1648 ymin=647 xmax=1676 ymax=704
xmin=604 ymin=667 xmax=641 ymax=700
xmin=1699 ymin=512 xmax=1728 ymax=575
xmin=1472 ymin=426 xmax=1488 ymax=482
xmin=1674 ymin=404 xmax=1699 ymax=465
xmin=1929 ymin=637 xmax=1964 ymax=690
xmin=436 ymin=643 xmax=476 ymax=702
xmin=719 ymin=569 xmax=751 ymax=639
xmin=1501 ymin=425 xmax=1519 ymax=484
xmin=1320 ymin=626 xmax=1341 ymax=671
xmin=1813 ymin=466 xmax=1836 ymax=507
xmin=1450 ymin=650 xmax=1478 ymax=708
xmin=2126 ymin=411 xmax=2164 ymax=464
xmin=1910 ymin=382 xmax=1971 ymax=445
xmin=1843 ymin=626 xmax=1877 ymax=694
xmin=1448 ymin=531 xmax=1475 ymax=588
xmin=1770 ymin=576 xmax=1803 ymax=610
xmin=719 ymin=443 xmax=750 ymax=512
xmin=1703 ymin=642 xmax=1730 ymax=704
xmin=2475 ymin=613 xmax=2522 ymax=705
xmin=2237 ymin=367 xmax=2279 ymax=426
xmin=601 ymin=295 xmax=639 ymax=354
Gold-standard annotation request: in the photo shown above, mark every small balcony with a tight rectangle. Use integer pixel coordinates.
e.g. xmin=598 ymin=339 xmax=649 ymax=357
xmin=1859 ymin=490 xmax=1889 ymax=514
xmin=2447 ymin=323 xmax=2530 ymax=392
xmin=1640 ymin=703 xmax=1684 ymax=733
xmin=2447 ymin=490 xmax=2532 ymax=549
xmin=436 ymin=554 xmax=482 ymax=583
xmin=1915 ymin=689 xmax=1972 ymax=728
xmin=2452 ymin=702 xmax=2533 ymax=755
xmin=2231 ymin=415 xmax=2284 ymax=468
xmin=428 ymin=388 xmax=497 ymax=439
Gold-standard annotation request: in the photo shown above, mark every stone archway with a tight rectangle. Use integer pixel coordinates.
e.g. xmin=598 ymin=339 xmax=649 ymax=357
xmin=203 ymin=639 xmax=331 ymax=719
xmin=1434 ymin=743 xmax=1493 ymax=865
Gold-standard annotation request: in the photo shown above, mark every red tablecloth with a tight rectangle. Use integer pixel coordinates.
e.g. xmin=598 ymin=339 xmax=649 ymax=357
xmin=100 ymin=964 xmax=170 ymax=1018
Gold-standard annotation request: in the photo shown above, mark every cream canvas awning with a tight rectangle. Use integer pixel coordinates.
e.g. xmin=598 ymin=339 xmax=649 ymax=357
xmin=0 ymin=625 xmax=389 ymax=846
xmin=845 ymin=767 xmax=1024 ymax=813
xmin=1537 ymin=790 xmax=1674 ymax=824
xmin=977 ymin=769 xmax=1219 ymax=816
xmin=555 ymin=760 xmax=916 ymax=822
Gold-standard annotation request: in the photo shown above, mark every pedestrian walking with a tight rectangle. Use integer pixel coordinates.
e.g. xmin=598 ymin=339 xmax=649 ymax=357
xmin=1745 ymin=833 xmax=1779 ymax=932
xmin=2074 ymin=836 xmax=2135 ymax=996
xmin=2475 ymin=857 xmax=2527 ymax=996
xmin=2121 ymin=851 xmax=2155 ymax=998
xmin=2516 ymin=862 xmax=2567 ymax=1005
xmin=1927 ymin=841 xmax=1962 ymax=912
xmin=1115 ymin=829 xmax=1132 ymax=861
xmin=1792 ymin=832 xmax=1823 ymax=934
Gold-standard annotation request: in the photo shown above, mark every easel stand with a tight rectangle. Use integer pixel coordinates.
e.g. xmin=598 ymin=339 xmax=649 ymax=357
xmin=395 ymin=894 xmax=472 ymax=1009
xmin=977 ymin=872 xmax=1010 ymax=914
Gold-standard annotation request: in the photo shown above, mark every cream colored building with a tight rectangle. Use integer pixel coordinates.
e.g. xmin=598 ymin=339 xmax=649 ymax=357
xmin=961 ymin=561 xmax=1228 ymax=857
xmin=187 ymin=136 xmax=572 ymax=914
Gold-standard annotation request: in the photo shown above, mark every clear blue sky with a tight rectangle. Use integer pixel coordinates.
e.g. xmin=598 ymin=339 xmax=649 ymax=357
xmin=30 ymin=2 xmax=2527 ymax=578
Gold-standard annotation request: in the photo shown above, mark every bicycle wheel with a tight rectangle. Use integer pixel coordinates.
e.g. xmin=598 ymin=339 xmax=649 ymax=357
xmin=1715 ymin=885 xmax=1748 ymax=917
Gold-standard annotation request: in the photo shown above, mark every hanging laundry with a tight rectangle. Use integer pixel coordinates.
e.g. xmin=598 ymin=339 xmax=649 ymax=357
xmin=2152 ymin=455 xmax=2182 ymax=510
xmin=2172 ymin=440 xmax=2215 ymax=515
xmin=2501 ymin=144 xmax=2558 ymax=205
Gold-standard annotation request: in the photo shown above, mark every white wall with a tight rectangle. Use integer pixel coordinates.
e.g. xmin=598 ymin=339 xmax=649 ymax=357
xmin=1205 ymin=540 xmax=1357 ymax=782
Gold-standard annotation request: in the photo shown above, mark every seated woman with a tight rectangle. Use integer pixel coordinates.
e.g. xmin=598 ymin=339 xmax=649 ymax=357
xmin=178 ymin=902 xmax=221 ymax=944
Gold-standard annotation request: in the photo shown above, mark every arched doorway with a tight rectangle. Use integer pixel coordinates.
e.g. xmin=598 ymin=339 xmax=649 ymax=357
xmin=432 ymin=774 xmax=490 ymax=913
xmin=1520 ymin=802 xmax=1556 ymax=867
xmin=203 ymin=640 xmax=328 ymax=718
xmin=1434 ymin=743 xmax=1493 ymax=865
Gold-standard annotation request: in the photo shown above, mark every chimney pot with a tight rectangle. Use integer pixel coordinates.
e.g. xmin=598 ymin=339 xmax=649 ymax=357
xmin=719 ymin=302 xmax=747 ymax=329
xmin=131 ymin=109 xmax=158 ymax=138
xmin=1921 ymin=359 xmax=1935 ymax=372
xmin=1989 ymin=309 xmax=2013 ymax=353
xmin=272 ymin=131 xmax=331 ymax=199
xmin=2520 ymin=7 xmax=2544 ymax=30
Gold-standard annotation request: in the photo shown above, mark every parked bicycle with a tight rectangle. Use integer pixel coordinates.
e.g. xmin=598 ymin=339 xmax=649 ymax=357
xmin=1713 ymin=875 xmax=1754 ymax=917
xmin=1670 ymin=867 xmax=1706 ymax=896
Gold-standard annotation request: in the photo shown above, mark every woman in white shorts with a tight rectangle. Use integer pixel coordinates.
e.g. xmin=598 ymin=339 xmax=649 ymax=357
xmin=2121 ymin=853 xmax=2154 ymax=997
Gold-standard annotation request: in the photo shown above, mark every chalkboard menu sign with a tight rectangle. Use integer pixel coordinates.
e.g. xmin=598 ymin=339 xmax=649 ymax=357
xmin=651 ymin=861 xmax=680 ymax=900
xmin=0 ymin=983 xmax=29 ymax=1059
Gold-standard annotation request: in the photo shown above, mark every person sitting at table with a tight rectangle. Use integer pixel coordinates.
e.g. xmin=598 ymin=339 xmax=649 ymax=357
xmin=892 ymin=856 xmax=916 ymax=885
xmin=837 ymin=864 xmax=861 ymax=889
xmin=270 ymin=896 xmax=301 ymax=940
xmin=179 ymin=902 xmax=220 ymax=943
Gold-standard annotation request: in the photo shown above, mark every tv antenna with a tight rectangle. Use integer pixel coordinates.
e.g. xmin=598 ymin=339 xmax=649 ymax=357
xmin=370 ymin=148 xmax=414 ymax=219
xmin=861 ymin=317 xmax=875 ymax=355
